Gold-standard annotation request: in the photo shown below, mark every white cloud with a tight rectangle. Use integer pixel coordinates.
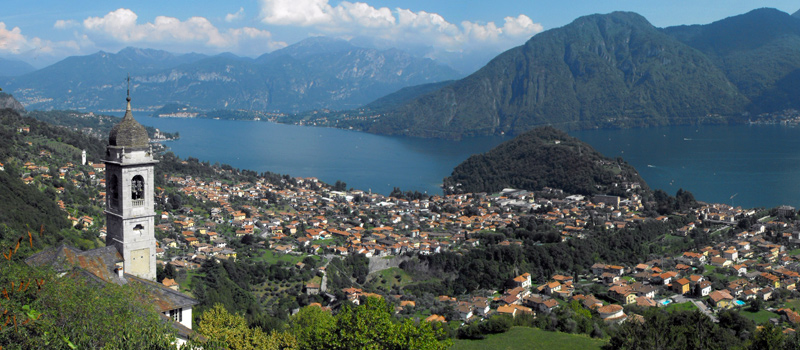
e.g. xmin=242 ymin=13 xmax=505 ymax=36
xmin=226 ymin=7 xmax=245 ymax=22
xmin=258 ymin=0 xmax=542 ymax=55
xmin=0 ymin=22 xmax=80 ymax=57
xmin=82 ymin=8 xmax=286 ymax=54
xmin=0 ymin=23 xmax=27 ymax=53
xmin=54 ymin=19 xmax=79 ymax=29
xmin=502 ymin=15 xmax=543 ymax=36
xmin=260 ymin=0 xmax=334 ymax=26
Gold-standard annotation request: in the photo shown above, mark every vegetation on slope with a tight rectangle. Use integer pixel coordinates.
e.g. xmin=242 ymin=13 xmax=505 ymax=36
xmin=368 ymin=11 xmax=745 ymax=138
xmin=442 ymin=126 xmax=645 ymax=196
xmin=663 ymin=8 xmax=800 ymax=113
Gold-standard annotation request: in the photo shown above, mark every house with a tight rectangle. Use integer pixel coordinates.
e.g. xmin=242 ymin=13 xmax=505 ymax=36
xmin=512 ymin=273 xmax=532 ymax=289
xmin=673 ymin=278 xmax=691 ymax=295
xmin=497 ymin=304 xmax=518 ymax=318
xmin=608 ymin=285 xmax=636 ymax=305
xmin=597 ymin=304 xmax=627 ymax=324
xmin=544 ymin=281 xmax=562 ymax=295
xmin=710 ymin=256 xmax=731 ymax=268
xmin=759 ymin=272 xmax=781 ymax=288
xmin=162 ymin=278 xmax=179 ymax=291
xmin=424 ymin=314 xmax=446 ymax=323
xmin=635 ymin=296 xmax=658 ymax=308
xmin=456 ymin=304 xmax=473 ymax=321
xmin=697 ymin=281 xmax=713 ymax=297
xmin=306 ymin=282 xmax=321 ymax=295
xmin=573 ymin=294 xmax=603 ymax=310
xmin=709 ymin=290 xmax=734 ymax=309
xmin=473 ymin=300 xmax=491 ymax=316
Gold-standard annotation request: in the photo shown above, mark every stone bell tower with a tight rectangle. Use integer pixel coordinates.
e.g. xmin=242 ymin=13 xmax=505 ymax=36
xmin=104 ymin=84 xmax=157 ymax=281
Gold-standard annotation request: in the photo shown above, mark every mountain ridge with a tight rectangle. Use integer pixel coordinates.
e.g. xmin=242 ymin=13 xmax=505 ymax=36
xmin=2 ymin=37 xmax=461 ymax=113
xmin=367 ymin=11 xmax=745 ymax=138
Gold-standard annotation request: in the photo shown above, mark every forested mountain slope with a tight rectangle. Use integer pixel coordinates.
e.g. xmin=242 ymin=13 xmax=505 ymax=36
xmin=442 ymin=126 xmax=645 ymax=195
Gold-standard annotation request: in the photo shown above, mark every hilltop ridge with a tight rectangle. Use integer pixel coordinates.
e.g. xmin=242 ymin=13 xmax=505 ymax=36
xmin=356 ymin=8 xmax=800 ymax=139
xmin=443 ymin=126 xmax=645 ymax=195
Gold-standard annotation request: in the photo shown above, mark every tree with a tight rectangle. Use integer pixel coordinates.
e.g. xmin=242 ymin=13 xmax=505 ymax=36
xmin=333 ymin=180 xmax=347 ymax=192
xmin=749 ymin=322 xmax=784 ymax=350
xmin=196 ymin=303 xmax=297 ymax=350
xmin=0 ymin=262 xmax=177 ymax=349
xmin=290 ymin=305 xmax=335 ymax=349
xmin=290 ymin=297 xmax=450 ymax=350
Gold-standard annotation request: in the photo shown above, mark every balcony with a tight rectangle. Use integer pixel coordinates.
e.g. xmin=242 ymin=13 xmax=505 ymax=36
xmin=132 ymin=199 xmax=145 ymax=207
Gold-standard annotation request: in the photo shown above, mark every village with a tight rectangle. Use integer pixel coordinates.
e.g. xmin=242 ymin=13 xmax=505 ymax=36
xmin=12 ymin=125 xmax=800 ymax=335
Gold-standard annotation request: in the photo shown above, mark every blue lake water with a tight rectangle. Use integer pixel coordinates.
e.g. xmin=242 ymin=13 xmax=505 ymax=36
xmin=131 ymin=114 xmax=800 ymax=209
xmin=134 ymin=115 xmax=509 ymax=196
xmin=571 ymin=124 xmax=800 ymax=209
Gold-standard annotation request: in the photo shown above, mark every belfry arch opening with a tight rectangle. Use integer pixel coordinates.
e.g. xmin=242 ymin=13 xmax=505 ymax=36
xmin=132 ymin=175 xmax=145 ymax=206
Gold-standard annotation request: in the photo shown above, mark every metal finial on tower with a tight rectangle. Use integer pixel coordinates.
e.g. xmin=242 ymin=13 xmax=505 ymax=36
xmin=126 ymin=74 xmax=131 ymax=102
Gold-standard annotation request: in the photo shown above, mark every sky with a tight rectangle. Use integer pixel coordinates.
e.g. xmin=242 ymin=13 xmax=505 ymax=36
xmin=1 ymin=1 xmax=798 ymax=71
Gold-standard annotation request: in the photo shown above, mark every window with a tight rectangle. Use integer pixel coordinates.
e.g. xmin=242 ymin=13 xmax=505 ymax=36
xmin=108 ymin=174 xmax=119 ymax=207
xmin=132 ymin=175 xmax=144 ymax=206
xmin=168 ymin=308 xmax=182 ymax=322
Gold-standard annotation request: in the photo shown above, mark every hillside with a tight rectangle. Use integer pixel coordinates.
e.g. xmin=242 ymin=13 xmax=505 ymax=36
xmin=0 ymin=57 xmax=36 ymax=77
xmin=0 ymin=92 xmax=25 ymax=112
xmin=367 ymin=12 xmax=744 ymax=138
xmin=442 ymin=126 xmax=645 ymax=196
xmin=1 ymin=38 xmax=460 ymax=113
xmin=360 ymin=9 xmax=800 ymax=139
xmin=663 ymin=8 xmax=800 ymax=112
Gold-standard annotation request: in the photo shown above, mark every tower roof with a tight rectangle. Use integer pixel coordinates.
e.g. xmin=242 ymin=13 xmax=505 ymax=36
xmin=108 ymin=95 xmax=149 ymax=148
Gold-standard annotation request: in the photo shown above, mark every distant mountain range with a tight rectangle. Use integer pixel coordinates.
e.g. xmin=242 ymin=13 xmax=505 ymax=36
xmin=1 ymin=37 xmax=461 ymax=113
xmin=0 ymin=58 xmax=36 ymax=77
xmin=364 ymin=8 xmax=800 ymax=138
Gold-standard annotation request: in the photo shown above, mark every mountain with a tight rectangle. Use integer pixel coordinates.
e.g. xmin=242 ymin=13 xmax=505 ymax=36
xmin=0 ymin=57 xmax=36 ymax=77
xmin=793 ymin=9 xmax=800 ymax=18
xmin=2 ymin=47 xmax=210 ymax=110
xmin=363 ymin=80 xmax=455 ymax=111
xmin=0 ymin=92 xmax=25 ymax=112
xmin=368 ymin=12 xmax=745 ymax=139
xmin=2 ymin=38 xmax=461 ymax=113
xmin=442 ymin=126 xmax=645 ymax=196
xmin=663 ymin=8 xmax=800 ymax=112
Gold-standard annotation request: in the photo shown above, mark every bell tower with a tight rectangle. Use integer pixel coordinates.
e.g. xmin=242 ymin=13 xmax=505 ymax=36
xmin=104 ymin=82 xmax=157 ymax=281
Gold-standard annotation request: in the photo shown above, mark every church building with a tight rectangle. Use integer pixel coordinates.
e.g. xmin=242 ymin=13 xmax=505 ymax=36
xmin=26 ymin=91 xmax=198 ymax=345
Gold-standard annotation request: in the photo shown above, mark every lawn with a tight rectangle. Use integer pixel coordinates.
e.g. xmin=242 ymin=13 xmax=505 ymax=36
xmin=254 ymin=250 xmax=309 ymax=265
xmin=664 ymin=301 xmax=698 ymax=312
xmin=785 ymin=299 xmax=800 ymax=310
xmin=451 ymin=327 xmax=607 ymax=350
xmin=177 ymin=270 xmax=205 ymax=297
xmin=739 ymin=309 xmax=779 ymax=324
xmin=787 ymin=249 xmax=800 ymax=256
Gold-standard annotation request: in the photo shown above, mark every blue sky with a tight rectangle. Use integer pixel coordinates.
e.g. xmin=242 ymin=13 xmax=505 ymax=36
xmin=1 ymin=0 xmax=797 ymax=69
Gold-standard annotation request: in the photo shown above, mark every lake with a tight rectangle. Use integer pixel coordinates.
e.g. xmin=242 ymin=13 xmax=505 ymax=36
xmin=133 ymin=114 xmax=800 ymax=209
xmin=134 ymin=115 xmax=509 ymax=196
xmin=571 ymin=124 xmax=800 ymax=209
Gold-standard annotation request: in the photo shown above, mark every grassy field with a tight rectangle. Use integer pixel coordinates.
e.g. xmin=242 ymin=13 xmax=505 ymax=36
xmin=785 ymin=299 xmax=800 ymax=310
xmin=451 ymin=327 xmax=607 ymax=350
xmin=787 ymin=249 xmax=800 ymax=256
xmin=370 ymin=267 xmax=415 ymax=290
xmin=254 ymin=250 xmax=312 ymax=265
xmin=664 ymin=301 xmax=698 ymax=312
xmin=739 ymin=309 xmax=779 ymax=324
